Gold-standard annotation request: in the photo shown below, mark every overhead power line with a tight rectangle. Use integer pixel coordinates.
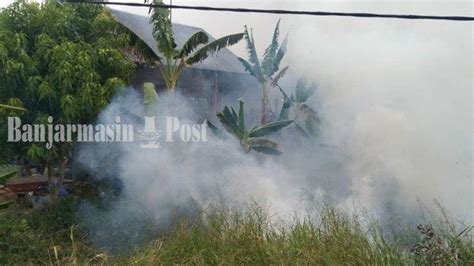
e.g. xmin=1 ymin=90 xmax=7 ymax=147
xmin=61 ymin=1 xmax=474 ymax=22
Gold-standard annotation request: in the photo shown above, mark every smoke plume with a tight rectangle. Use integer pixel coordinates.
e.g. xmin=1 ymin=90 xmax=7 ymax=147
xmin=77 ymin=0 xmax=472 ymax=250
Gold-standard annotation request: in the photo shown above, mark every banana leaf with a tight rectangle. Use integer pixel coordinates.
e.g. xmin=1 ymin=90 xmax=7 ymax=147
xmin=206 ymin=120 xmax=223 ymax=138
xmin=249 ymin=138 xmax=281 ymax=155
xmin=217 ymin=106 xmax=239 ymax=136
xmin=294 ymin=79 xmax=316 ymax=103
xmin=248 ymin=120 xmax=293 ymax=138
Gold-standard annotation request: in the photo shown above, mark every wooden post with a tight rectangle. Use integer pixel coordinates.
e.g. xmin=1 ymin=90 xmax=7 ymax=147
xmin=213 ymin=71 xmax=219 ymax=116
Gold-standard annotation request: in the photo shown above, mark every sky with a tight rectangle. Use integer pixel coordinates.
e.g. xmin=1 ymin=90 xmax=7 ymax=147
xmin=1 ymin=0 xmax=472 ymax=56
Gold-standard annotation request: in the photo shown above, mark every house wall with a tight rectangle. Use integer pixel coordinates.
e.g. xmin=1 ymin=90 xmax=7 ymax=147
xmin=131 ymin=67 xmax=261 ymax=124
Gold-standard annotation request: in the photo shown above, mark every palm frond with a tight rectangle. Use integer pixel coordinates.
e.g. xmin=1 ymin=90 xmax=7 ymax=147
xmin=248 ymin=138 xmax=281 ymax=155
xmin=270 ymin=65 xmax=289 ymax=87
xmin=238 ymin=57 xmax=264 ymax=82
xmin=248 ymin=138 xmax=278 ymax=148
xmin=156 ymin=30 xmax=177 ymax=59
xmin=278 ymin=88 xmax=292 ymax=121
xmin=206 ymin=120 xmax=224 ymax=138
xmin=186 ymin=33 xmax=244 ymax=65
xmin=243 ymin=26 xmax=260 ymax=66
xmin=230 ymin=107 xmax=239 ymax=123
xmin=277 ymin=84 xmax=292 ymax=120
xmin=261 ymin=19 xmax=281 ymax=76
xmin=295 ymin=79 xmax=316 ymax=103
xmin=146 ymin=0 xmax=176 ymax=58
xmin=177 ymin=31 xmax=209 ymax=58
xmin=238 ymin=57 xmax=256 ymax=76
xmin=132 ymin=36 xmax=160 ymax=64
xmin=248 ymin=120 xmax=293 ymax=138
xmin=217 ymin=106 xmax=239 ymax=137
xmin=271 ymin=32 xmax=288 ymax=76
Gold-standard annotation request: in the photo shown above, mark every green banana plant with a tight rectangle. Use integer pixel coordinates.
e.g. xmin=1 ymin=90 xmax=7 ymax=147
xmin=278 ymin=79 xmax=320 ymax=137
xmin=238 ymin=20 xmax=289 ymax=124
xmin=212 ymin=99 xmax=292 ymax=155
xmin=143 ymin=0 xmax=244 ymax=91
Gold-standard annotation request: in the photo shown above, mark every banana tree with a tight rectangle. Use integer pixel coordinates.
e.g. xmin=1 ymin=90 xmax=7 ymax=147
xmin=213 ymin=99 xmax=292 ymax=155
xmin=238 ymin=20 xmax=289 ymax=125
xmin=144 ymin=0 xmax=244 ymax=91
xmin=278 ymin=79 xmax=320 ymax=137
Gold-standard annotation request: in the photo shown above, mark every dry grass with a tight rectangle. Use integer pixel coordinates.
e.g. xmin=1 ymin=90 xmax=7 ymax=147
xmin=0 ymin=200 xmax=472 ymax=265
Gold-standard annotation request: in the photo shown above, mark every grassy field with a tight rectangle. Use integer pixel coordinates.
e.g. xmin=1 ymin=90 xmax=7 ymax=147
xmin=0 ymin=199 xmax=472 ymax=265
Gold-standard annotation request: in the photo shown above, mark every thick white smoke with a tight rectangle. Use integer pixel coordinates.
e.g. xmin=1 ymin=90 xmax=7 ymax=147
xmin=286 ymin=10 xmax=473 ymax=222
xmin=77 ymin=0 xmax=472 ymax=249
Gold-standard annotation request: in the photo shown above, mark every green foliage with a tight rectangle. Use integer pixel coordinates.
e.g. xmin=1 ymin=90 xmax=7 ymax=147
xmin=143 ymin=82 xmax=159 ymax=116
xmin=186 ymin=33 xmax=245 ymax=65
xmin=0 ymin=199 xmax=99 ymax=265
xmin=238 ymin=20 xmax=289 ymax=124
xmin=143 ymin=0 xmax=244 ymax=90
xmin=0 ymin=104 xmax=25 ymax=163
xmin=279 ymin=79 xmax=320 ymax=137
xmin=0 ymin=165 xmax=18 ymax=185
xmin=143 ymin=82 xmax=159 ymax=105
xmin=0 ymin=1 xmax=134 ymax=195
xmin=123 ymin=204 xmax=473 ymax=265
xmin=0 ymin=1 xmax=133 ymax=123
xmin=214 ymin=99 xmax=292 ymax=155
xmin=0 ymin=201 xmax=472 ymax=264
xmin=177 ymin=31 xmax=208 ymax=58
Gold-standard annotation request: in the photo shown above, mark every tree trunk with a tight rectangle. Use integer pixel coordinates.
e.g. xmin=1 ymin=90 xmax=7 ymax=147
xmin=260 ymin=82 xmax=275 ymax=124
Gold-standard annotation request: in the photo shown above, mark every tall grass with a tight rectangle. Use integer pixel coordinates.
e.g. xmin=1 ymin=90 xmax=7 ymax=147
xmin=125 ymin=203 xmax=472 ymax=265
xmin=0 ymin=200 xmax=472 ymax=265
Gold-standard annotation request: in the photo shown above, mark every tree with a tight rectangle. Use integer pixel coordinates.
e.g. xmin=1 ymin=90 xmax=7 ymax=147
xmin=0 ymin=1 xmax=134 ymax=201
xmin=143 ymin=0 xmax=244 ymax=91
xmin=278 ymin=79 xmax=320 ymax=137
xmin=238 ymin=20 xmax=289 ymax=125
xmin=211 ymin=99 xmax=292 ymax=155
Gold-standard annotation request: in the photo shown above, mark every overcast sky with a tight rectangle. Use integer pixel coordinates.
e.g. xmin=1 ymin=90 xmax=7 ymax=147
xmin=1 ymin=1 xmax=472 ymax=56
